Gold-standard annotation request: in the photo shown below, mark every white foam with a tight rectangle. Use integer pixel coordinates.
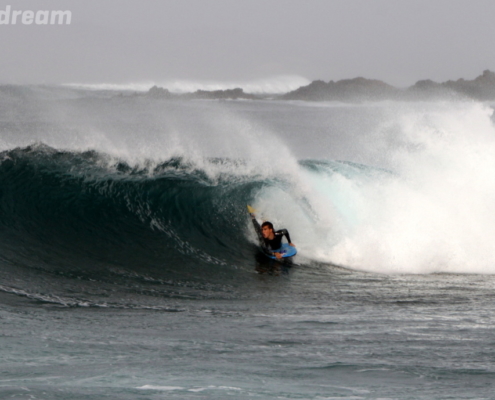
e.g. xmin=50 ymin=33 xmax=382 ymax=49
xmin=137 ymin=385 xmax=184 ymax=391
xmin=136 ymin=384 xmax=242 ymax=392
xmin=258 ymin=101 xmax=495 ymax=274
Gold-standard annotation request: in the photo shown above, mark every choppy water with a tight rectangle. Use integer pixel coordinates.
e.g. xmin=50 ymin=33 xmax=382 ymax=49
xmin=1 ymin=85 xmax=495 ymax=398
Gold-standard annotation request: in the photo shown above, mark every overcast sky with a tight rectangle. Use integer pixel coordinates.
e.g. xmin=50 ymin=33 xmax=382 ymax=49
xmin=1 ymin=0 xmax=495 ymax=88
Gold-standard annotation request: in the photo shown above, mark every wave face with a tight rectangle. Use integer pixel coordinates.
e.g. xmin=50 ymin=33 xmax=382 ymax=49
xmin=1 ymin=85 xmax=495 ymax=303
xmin=0 ymin=146 xmax=265 ymax=303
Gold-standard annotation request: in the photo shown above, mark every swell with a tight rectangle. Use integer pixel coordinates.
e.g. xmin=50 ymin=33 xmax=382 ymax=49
xmin=0 ymin=144 xmax=266 ymax=291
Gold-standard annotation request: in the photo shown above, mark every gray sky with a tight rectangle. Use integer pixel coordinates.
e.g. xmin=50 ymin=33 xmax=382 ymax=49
xmin=1 ymin=0 xmax=495 ymax=88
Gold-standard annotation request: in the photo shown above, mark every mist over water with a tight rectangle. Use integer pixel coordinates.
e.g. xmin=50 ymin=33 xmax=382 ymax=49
xmin=65 ymin=75 xmax=311 ymax=94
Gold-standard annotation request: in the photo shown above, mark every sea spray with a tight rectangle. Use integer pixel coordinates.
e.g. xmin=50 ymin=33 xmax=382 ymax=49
xmin=2 ymin=85 xmax=495 ymax=274
xmin=65 ymin=75 xmax=311 ymax=94
xmin=298 ymin=102 xmax=495 ymax=273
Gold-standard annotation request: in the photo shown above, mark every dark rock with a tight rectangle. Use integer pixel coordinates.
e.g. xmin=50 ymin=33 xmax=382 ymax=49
xmin=189 ymin=87 xmax=258 ymax=100
xmin=147 ymin=85 xmax=172 ymax=98
xmin=282 ymin=77 xmax=400 ymax=101
xmin=144 ymin=86 xmax=259 ymax=100
xmin=444 ymin=70 xmax=495 ymax=100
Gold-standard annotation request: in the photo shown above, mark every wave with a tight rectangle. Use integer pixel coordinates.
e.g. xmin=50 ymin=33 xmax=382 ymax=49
xmin=0 ymin=144 xmax=272 ymax=305
xmin=0 ymin=144 xmax=264 ymax=271
xmin=2 ymin=92 xmax=495 ymax=287
xmin=3 ymin=116 xmax=495 ymax=290
xmin=64 ymin=75 xmax=311 ymax=94
xmin=0 ymin=143 xmax=379 ymax=306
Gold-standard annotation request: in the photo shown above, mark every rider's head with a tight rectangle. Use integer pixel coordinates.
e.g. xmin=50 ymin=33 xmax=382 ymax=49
xmin=261 ymin=221 xmax=274 ymax=239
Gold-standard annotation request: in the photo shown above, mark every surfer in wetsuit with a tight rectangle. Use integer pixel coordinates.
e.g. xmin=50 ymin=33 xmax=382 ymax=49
xmin=250 ymin=214 xmax=295 ymax=259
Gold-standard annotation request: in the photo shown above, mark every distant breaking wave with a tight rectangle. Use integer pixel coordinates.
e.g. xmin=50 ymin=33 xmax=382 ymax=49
xmin=64 ymin=75 xmax=311 ymax=94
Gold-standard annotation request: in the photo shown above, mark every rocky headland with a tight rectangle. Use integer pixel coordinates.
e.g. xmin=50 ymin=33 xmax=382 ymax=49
xmin=142 ymin=70 xmax=495 ymax=102
xmin=282 ymin=70 xmax=495 ymax=102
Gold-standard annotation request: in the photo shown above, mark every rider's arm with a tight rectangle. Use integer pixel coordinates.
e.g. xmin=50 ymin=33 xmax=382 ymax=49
xmin=277 ymin=229 xmax=292 ymax=245
xmin=251 ymin=215 xmax=266 ymax=248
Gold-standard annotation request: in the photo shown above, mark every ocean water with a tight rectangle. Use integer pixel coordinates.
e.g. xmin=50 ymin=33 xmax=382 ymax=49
xmin=1 ymin=85 xmax=495 ymax=399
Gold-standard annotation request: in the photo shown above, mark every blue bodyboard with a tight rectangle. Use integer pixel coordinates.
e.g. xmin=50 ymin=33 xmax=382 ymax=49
xmin=266 ymin=243 xmax=297 ymax=259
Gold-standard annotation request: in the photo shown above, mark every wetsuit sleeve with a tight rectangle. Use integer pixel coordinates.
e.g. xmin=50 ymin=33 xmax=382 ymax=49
xmin=277 ymin=229 xmax=292 ymax=244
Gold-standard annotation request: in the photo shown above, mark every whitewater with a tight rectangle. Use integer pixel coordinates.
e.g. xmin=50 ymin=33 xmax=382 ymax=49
xmin=1 ymin=84 xmax=495 ymax=399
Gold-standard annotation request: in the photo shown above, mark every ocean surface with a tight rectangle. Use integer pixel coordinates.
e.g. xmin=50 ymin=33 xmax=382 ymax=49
xmin=1 ymin=85 xmax=495 ymax=399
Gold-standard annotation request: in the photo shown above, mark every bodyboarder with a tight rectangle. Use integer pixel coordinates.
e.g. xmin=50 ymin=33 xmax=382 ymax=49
xmin=249 ymin=212 xmax=296 ymax=259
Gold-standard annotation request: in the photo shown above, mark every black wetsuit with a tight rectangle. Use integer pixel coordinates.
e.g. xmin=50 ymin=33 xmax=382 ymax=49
xmin=251 ymin=218 xmax=292 ymax=255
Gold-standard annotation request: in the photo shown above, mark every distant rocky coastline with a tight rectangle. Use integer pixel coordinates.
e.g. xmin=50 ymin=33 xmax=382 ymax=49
xmin=143 ymin=70 xmax=495 ymax=102
xmin=146 ymin=86 xmax=260 ymax=100
xmin=281 ymin=69 xmax=495 ymax=102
